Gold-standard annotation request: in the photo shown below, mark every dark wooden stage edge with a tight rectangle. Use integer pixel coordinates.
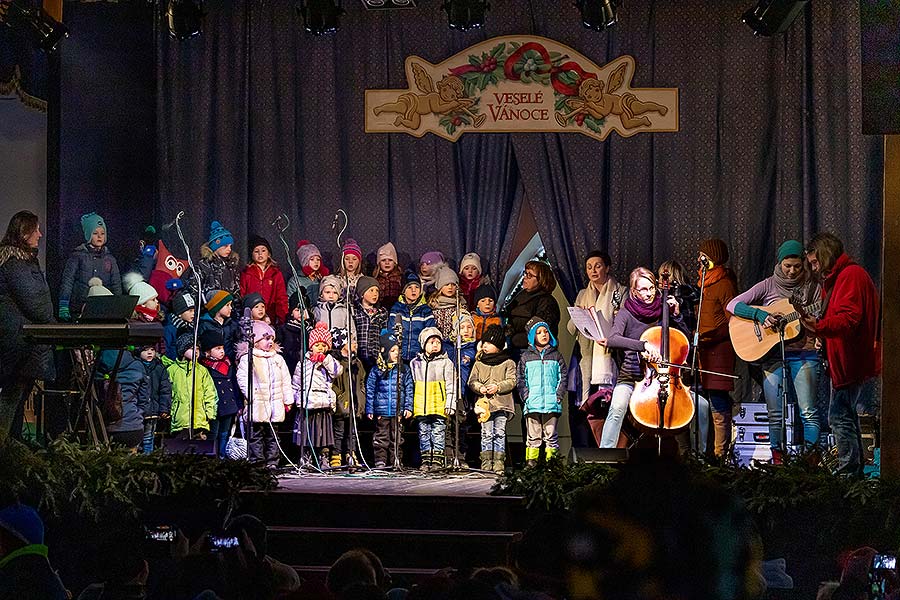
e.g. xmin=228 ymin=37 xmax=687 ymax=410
xmin=240 ymin=472 xmax=527 ymax=583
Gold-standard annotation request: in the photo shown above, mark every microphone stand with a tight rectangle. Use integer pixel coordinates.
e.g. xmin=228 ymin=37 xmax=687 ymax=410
xmin=689 ymin=260 xmax=708 ymax=455
xmin=240 ymin=307 xmax=255 ymax=460
xmin=452 ymin=292 xmax=463 ymax=470
xmin=334 ymin=209 xmax=370 ymax=472
xmin=171 ymin=211 xmax=201 ymax=441
xmin=777 ymin=317 xmax=790 ymax=456
xmin=392 ymin=321 xmax=405 ymax=471
xmin=272 ymin=214 xmax=318 ymax=471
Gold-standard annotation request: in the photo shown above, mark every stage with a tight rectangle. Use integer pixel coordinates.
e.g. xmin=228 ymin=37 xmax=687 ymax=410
xmin=240 ymin=470 xmax=527 ymax=584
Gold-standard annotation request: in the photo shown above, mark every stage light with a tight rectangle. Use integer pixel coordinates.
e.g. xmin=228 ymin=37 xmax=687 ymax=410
xmin=0 ymin=0 xmax=68 ymax=52
xmin=166 ymin=0 xmax=203 ymax=40
xmin=576 ymin=0 xmax=617 ymax=32
xmin=441 ymin=0 xmax=489 ymax=31
xmin=362 ymin=0 xmax=417 ymax=8
xmin=297 ymin=0 xmax=344 ymax=36
xmin=742 ymin=0 xmax=808 ymax=36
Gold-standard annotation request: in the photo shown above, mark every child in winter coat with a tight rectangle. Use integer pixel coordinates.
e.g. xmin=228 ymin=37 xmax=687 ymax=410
xmin=443 ymin=311 xmax=477 ymax=465
xmin=240 ymin=236 xmax=289 ymax=326
xmin=365 ymin=330 xmax=414 ymax=468
xmin=237 ymin=320 xmax=293 ymax=468
xmin=124 ymin=273 xmax=166 ymax=355
xmin=163 ymin=332 xmax=218 ymax=441
xmin=388 ymin=272 xmax=436 ymax=363
xmin=338 ymin=239 xmax=365 ymax=300
xmin=411 ymin=327 xmax=457 ymax=471
xmin=287 ymin=240 xmax=329 ymax=302
xmin=418 ymin=251 xmax=447 ymax=297
xmin=279 ymin=290 xmax=313 ymax=374
xmin=468 ymin=325 xmax=516 ymax=473
xmin=428 ymin=266 xmax=468 ymax=340
xmin=293 ymin=322 xmax=342 ymax=467
xmin=182 ymin=220 xmax=242 ymax=311
xmin=517 ymin=318 xmax=567 ymax=467
xmin=199 ymin=329 xmax=243 ymax=458
xmin=313 ymin=276 xmax=356 ymax=356
xmin=59 ymin=212 xmax=122 ymax=320
xmin=373 ymin=242 xmax=403 ymax=310
xmin=352 ymin=276 xmax=388 ymax=372
xmin=244 ymin=292 xmax=268 ymax=323
xmin=136 ymin=345 xmax=172 ymax=454
xmin=472 ymin=284 xmax=502 ymax=342
xmin=198 ymin=290 xmax=241 ymax=361
xmin=163 ymin=290 xmax=196 ymax=360
xmin=458 ymin=252 xmax=491 ymax=311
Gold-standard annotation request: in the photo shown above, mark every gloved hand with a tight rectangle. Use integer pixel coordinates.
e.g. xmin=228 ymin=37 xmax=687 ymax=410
xmin=58 ymin=304 xmax=70 ymax=321
xmin=142 ymin=245 xmax=158 ymax=258
xmin=310 ymin=352 xmax=326 ymax=364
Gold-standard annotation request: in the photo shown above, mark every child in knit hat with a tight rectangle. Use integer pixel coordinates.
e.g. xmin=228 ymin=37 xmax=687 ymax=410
xmin=162 ymin=332 xmax=218 ymax=441
xmin=410 ymin=326 xmax=457 ymax=471
xmin=365 ymin=329 xmax=414 ymax=468
xmin=293 ymin=322 xmax=342 ymax=468
xmin=443 ymin=310 xmax=478 ymax=466
xmin=352 ymin=276 xmax=388 ymax=372
xmin=517 ymin=317 xmax=567 ymax=467
xmin=199 ymin=329 xmax=243 ymax=458
xmin=198 ymin=289 xmax=241 ymax=361
xmin=244 ymin=292 xmax=268 ymax=322
xmin=239 ymin=235 xmax=289 ymax=326
xmin=339 ymin=238 xmax=365 ymax=299
xmin=58 ymin=212 xmax=122 ymax=321
xmin=163 ymin=289 xmax=196 ymax=360
xmin=428 ymin=266 xmax=468 ymax=339
xmin=124 ymin=272 xmax=162 ymax=321
xmin=472 ymin=283 xmax=502 ymax=342
xmin=418 ymin=251 xmax=447 ymax=296
xmin=134 ymin=344 xmax=172 ymax=454
xmin=287 ymin=240 xmax=329 ymax=303
xmin=279 ymin=290 xmax=312 ymax=374
xmin=236 ymin=319 xmax=293 ymax=468
xmin=182 ymin=220 xmax=242 ymax=313
xmin=468 ymin=324 xmax=516 ymax=473
xmin=373 ymin=242 xmax=403 ymax=310
xmin=313 ymin=275 xmax=356 ymax=356
xmin=388 ymin=271 xmax=436 ymax=363
xmin=458 ymin=252 xmax=491 ymax=310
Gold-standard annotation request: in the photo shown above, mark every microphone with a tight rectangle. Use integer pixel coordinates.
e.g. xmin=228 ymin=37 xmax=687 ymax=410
xmin=161 ymin=211 xmax=185 ymax=231
xmin=331 ymin=212 xmax=339 ymax=231
xmin=698 ymin=255 xmax=714 ymax=270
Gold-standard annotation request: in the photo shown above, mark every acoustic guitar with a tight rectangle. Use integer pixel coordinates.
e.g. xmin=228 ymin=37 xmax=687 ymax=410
xmin=728 ymin=297 xmax=822 ymax=362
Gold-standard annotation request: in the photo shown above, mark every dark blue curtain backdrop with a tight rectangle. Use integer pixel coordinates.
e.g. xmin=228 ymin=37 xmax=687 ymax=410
xmin=54 ymin=0 xmax=882 ymax=299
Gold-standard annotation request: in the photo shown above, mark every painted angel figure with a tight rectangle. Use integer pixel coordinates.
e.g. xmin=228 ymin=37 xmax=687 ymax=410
xmin=374 ymin=62 xmax=486 ymax=129
xmin=555 ymin=63 xmax=668 ymax=129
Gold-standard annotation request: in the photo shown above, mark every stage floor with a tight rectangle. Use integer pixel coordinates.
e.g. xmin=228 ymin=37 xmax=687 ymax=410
xmin=274 ymin=470 xmax=507 ymax=498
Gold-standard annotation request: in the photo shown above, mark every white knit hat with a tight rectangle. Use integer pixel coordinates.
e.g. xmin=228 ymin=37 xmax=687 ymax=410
xmin=123 ymin=272 xmax=158 ymax=305
xmin=377 ymin=242 xmax=398 ymax=264
xmin=459 ymin=252 xmax=482 ymax=276
xmin=86 ymin=277 xmax=113 ymax=297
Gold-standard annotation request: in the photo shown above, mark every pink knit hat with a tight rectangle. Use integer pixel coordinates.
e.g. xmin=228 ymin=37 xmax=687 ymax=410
xmin=252 ymin=320 xmax=275 ymax=341
xmin=377 ymin=242 xmax=398 ymax=264
xmin=308 ymin=322 xmax=332 ymax=349
xmin=342 ymin=238 xmax=363 ymax=261
xmin=295 ymin=240 xmax=321 ymax=268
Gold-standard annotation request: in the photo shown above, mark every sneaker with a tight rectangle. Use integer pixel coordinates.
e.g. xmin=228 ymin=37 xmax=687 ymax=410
xmin=374 ymin=461 xmax=386 ymax=468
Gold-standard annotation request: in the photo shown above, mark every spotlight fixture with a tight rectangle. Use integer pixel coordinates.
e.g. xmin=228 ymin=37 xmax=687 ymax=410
xmin=361 ymin=0 xmax=417 ymax=9
xmin=166 ymin=0 xmax=203 ymax=40
xmin=441 ymin=0 xmax=489 ymax=32
xmin=576 ymin=0 xmax=617 ymax=32
xmin=742 ymin=0 xmax=808 ymax=36
xmin=0 ymin=0 xmax=68 ymax=52
xmin=297 ymin=0 xmax=344 ymax=36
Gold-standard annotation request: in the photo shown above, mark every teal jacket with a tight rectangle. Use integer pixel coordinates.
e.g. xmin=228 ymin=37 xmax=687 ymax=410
xmin=516 ymin=346 xmax=567 ymax=415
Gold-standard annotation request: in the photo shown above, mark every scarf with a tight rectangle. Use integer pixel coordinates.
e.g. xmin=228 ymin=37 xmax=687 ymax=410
xmin=200 ymin=355 xmax=232 ymax=377
xmin=135 ymin=305 xmax=160 ymax=322
xmin=376 ymin=353 xmax=398 ymax=373
xmin=430 ymin=293 xmax=459 ymax=310
xmin=770 ymin=262 xmax=816 ymax=305
xmin=478 ymin=349 xmax=510 ymax=366
xmin=624 ymin=293 xmax=664 ymax=323
xmin=302 ymin=265 xmax=329 ymax=278
xmin=460 ymin=274 xmax=481 ymax=298
xmin=697 ymin=265 xmax=730 ymax=288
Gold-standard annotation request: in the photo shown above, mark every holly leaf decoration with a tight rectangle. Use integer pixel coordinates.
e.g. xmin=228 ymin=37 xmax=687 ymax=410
xmin=584 ymin=115 xmax=605 ymax=133
xmin=491 ymin=42 xmax=506 ymax=58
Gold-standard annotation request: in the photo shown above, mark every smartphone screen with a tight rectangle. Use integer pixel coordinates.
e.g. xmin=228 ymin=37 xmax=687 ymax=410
xmin=870 ymin=554 xmax=897 ymax=600
xmin=145 ymin=525 xmax=175 ymax=543
xmin=209 ymin=535 xmax=240 ymax=552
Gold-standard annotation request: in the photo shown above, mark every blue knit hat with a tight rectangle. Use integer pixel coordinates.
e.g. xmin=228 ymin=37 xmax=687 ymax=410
xmin=777 ymin=240 xmax=804 ymax=263
xmin=527 ymin=317 xmax=557 ymax=348
xmin=0 ymin=503 xmax=44 ymax=545
xmin=81 ymin=212 xmax=107 ymax=243
xmin=402 ymin=270 xmax=421 ymax=292
xmin=208 ymin=221 xmax=234 ymax=252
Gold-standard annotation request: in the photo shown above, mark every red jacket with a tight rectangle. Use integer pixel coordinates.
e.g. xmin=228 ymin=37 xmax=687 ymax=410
xmin=815 ymin=253 xmax=881 ymax=389
xmin=239 ymin=262 xmax=289 ymax=326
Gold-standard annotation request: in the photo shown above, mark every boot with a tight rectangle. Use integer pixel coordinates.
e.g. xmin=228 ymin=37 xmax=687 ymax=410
xmin=712 ymin=411 xmax=732 ymax=458
xmin=545 ymin=447 xmax=559 ymax=461
xmin=525 ymin=446 xmax=539 ymax=468
xmin=771 ymin=448 xmax=785 ymax=465
xmin=492 ymin=452 xmax=506 ymax=474
xmin=329 ymin=450 xmax=342 ymax=468
xmin=480 ymin=451 xmax=492 ymax=471
xmin=419 ymin=451 xmax=432 ymax=472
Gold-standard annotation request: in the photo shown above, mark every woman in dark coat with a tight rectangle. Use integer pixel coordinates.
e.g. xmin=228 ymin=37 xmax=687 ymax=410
xmin=502 ymin=260 xmax=561 ymax=356
xmin=0 ymin=211 xmax=55 ymax=440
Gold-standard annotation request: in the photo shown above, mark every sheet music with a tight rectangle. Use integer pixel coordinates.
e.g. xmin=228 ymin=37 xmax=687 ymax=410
xmin=567 ymin=306 xmax=612 ymax=342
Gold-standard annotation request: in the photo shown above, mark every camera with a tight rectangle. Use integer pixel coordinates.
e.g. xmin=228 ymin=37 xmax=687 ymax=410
xmin=209 ymin=534 xmax=240 ymax=552
xmin=869 ymin=553 xmax=896 ymax=600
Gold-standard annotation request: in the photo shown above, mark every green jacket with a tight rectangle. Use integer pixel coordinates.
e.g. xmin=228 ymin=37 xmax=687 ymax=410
xmin=161 ymin=355 xmax=218 ymax=432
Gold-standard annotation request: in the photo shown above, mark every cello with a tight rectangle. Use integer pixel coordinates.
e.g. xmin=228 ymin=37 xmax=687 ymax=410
xmin=628 ymin=271 xmax=695 ymax=434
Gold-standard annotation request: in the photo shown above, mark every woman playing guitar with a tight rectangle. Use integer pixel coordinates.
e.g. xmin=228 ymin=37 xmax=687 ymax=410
xmin=725 ymin=240 xmax=823 ymax=463
xmin=597 ymin=267 xmax=690 ymax=448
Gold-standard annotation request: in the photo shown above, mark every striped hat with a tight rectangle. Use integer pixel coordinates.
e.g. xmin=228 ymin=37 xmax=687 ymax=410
xmin=204 ymin=289 xmax=233 ymax=315
xmin=342 ymin=238 xmax=363 ymax=261
xmin=308 ymin=322 xmax=332 ymax=349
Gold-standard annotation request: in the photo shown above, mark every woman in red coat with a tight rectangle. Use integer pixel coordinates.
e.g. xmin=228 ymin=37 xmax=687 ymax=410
xmin=240 ymin=236 xmax=289 ymax=326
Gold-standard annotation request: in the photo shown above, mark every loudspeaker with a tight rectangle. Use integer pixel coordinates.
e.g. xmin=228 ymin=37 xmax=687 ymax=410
xmin=568 ymin=447 xmax=628 ymax=464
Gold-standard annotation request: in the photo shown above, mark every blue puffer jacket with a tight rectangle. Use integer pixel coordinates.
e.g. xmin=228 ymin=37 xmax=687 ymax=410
xmin=59 ymin=244 xmax=122 ymax=316
xmin=97 ymin=350 xmax=148 ymax=433
xmin=365 ymin=363 xmax=414 ymax=417
xmin=444 ymin=339 xmax=476 ymax=410
xmin=516 ymin=346 xmax=567 ymax=415
xmin=389 ymin=295 xmax=436 ymax=362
